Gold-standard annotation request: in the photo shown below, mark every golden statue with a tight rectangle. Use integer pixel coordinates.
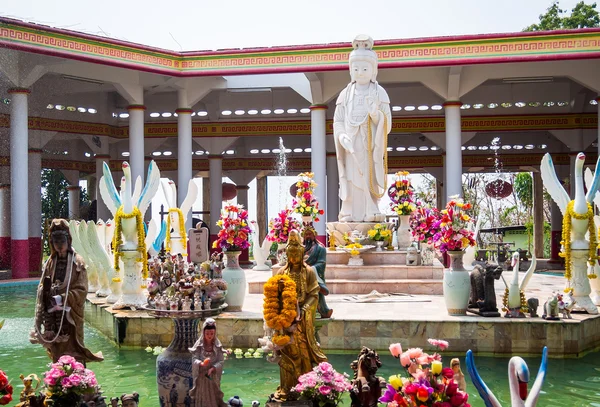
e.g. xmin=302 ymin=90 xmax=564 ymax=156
xmin=273 ymin=230 xmax=328 ymax=401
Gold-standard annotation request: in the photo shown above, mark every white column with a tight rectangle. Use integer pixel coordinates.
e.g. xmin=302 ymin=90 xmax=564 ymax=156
xmin=177 ymin=108 xmax=193 ymax=227
xmin=128 ymin=105 xmax=145 ymax=185
xmin=310 ymin=105 xmax=327 ymax=236
xmin=235 ymin=185 xmax=249 ymax=210
xmin=444 ymin=102 xmax=463 ymax=199
xmin=326 ymin=153 xmax=339 ymax=222
xmin=28 ymin=147 xmax=42 ymax=272
xmin=68 ymin=186 xmax=80 ymax=219
xmin=208 ymin=155 xmax=223 ymax=232
xmin=9 ymin=88 xmax=29 ymax=278
xmin=95 ymin=155 xmax=112 ymax=221
xmin=0 ymin=185 xmax=11 ymax=270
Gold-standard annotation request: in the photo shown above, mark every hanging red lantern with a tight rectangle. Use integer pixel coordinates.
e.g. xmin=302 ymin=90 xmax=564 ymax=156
xmin=485 ymin=179 xmax=513 ymax=199
xmin=222 ymin=183 xmax=237 ymax=201
xmin=290 ymin=183 xmax=299 ymax=198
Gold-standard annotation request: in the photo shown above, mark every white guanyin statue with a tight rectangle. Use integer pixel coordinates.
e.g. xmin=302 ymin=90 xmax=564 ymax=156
xmin=333 ymin=34 xmax=392 ymax=223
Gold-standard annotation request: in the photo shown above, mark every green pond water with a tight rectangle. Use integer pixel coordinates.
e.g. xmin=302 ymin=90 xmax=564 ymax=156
xmin=1 ymin=285 xmax=600 ymax=406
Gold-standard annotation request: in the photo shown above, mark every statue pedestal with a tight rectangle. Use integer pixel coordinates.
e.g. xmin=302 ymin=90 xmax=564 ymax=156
xmin=112 ymin=250 xmax=147 ymax=310
xmin=569 ymin=250 xmax=598 ymax=314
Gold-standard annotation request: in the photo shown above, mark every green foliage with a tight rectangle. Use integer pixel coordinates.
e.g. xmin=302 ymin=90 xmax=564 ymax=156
xmin=524 ymin=1 xmax=599 ymax=31
xmin=514 ymin=173 xmax=533 ymax=213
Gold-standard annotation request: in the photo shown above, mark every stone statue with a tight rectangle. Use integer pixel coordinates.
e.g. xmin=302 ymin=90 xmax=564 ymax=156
xmin=468 ymin=263 xmax=503 ymax=317
xmin=120 ymin=392 xmax=139 ymax=407
xmin=303 ymin=226 xmax=332 ymax=318
xmin=17 ymin=374 xmax=40 ymax=406
xmin=273 ymin=230 xmax=328 ymax=401
xmin=189 ymin=318 xmax=227 ymax=407
xmin=334 ymin=34 xmax=392 ymax=222
xmin=451 ymin=358 xmax=467 ymax=392
xmin=542 ymin=293 xmax=560 ymax=320
xmin=30 ymin=219 xmax=104 ymax=364
xmin=558 ymin=292 xmax=576 ymax=319
xmin=349 ymin=347 xmax=386 ymax=407
xmin=527 ymin=297 xmax=539 ymax=318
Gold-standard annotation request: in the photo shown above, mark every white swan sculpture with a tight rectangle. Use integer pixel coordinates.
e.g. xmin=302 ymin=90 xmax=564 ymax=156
xmin=160 ymin=179 xmax=198 ymax=257
xmin=250 ymin=220 xmax=272 ymax=271
xmin=583 ymin=168 xmax=600 ymax=306
xmin=541 ymin=152 xmax=600 ymax=314
xmin=501 ymin=251 xmax=537 ymax=317
xmin=68 ymin=220 xmax=100 ymax=294
xmin=466 ymin=346 xmax=548 ymax=407
xmin=99 ymin=161 xmax=161 ymax=309
xmin=94 ymin=219 xmax=121 ymax=304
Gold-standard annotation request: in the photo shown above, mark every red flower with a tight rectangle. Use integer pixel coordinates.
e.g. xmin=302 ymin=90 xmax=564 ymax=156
xmin=0 ymin=393 xmax=12 ymax=405
xmin=404 ymin=383 xmax=418 ymax=395
xmin=441 ymin=368 xmax=454 ymax=379
xmin=445 ymin=380 xmax=458 ymax=397
xmin=450 ymin=391 xmax=468 ymax=406
xmin=0 ymin=372 xmax=6 ymax=389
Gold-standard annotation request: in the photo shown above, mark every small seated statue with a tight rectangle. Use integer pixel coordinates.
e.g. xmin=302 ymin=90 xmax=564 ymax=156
xmin=451 ymin=358 xmax=467 ymax=392
xmin=558 ymin=292 xmax=576 ymax=319
xmin=120 ymin=392 xmax=139 ymax=407
xmin=468 ymin=263 xmax=503 ymax=317
xmin=349 ymin=347 xmax=387 ymax=407
xmin=542 ymin=293 xmax=560 ymax=320
xmin=527 ymin=298 xmax=539 ymax=318
xmin=17 ymin=374 xmax=40 ymax=406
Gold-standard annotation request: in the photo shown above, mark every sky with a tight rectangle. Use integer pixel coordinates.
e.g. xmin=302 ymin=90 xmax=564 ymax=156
xmin=0 ymin=0 xmax=588 ymax=51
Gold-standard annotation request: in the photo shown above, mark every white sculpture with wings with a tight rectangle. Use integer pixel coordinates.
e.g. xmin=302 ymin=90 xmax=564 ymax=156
xmin=583 ymin=168 xmax=600 ymax=306
xmin=99 ymin=161 xmax=161 ymax=309
xmin=161 ymin=179 xmax=198 ymax=257
xmin=541 ymin=152 xmax=600 ymax=314
xmin=68 ymin=220 xmax=101 ymax=294
xmin=249 ymin=220 xmax=272 ymax=271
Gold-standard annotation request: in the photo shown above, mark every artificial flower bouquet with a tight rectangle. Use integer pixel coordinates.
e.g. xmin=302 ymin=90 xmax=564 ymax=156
xmin=267 ymin=208 xmax=302 ymax=244
xmin=0 ymin=370 xmax=13 ymax=405
xmin=381 ymin=339 xmax=470 ymax=407
xmin=345 ymin=242 xmax=363 ymax=256
xmin=410 ymin=206 xmax=441 ymax=245
xmin=368 ymin=223 xmax=392 ymax=241
xmin=291 ymin=362 xmax=353 ymax=406
xmin=43 ymin=355 xmax=99 ymax=406
xmin=388 ymin=171 xmax=416 ymax=216
xmin=213 ymin=204 xmax=251 ymax=252
xmin=433 ymin=197 xmax=476 ymax=253
xmin=292 ymin=172 xmax=325 ymax=222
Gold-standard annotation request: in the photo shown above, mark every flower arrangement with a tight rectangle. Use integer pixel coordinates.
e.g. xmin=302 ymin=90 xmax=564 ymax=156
xmin=433 ymin=197 xmax=476 ymax=254
xmin=0 ymin=370 xmax=13 ymax=405
xmin=267 ymin=208 xmax=302 ymax=244
xmin=213 ymin=204 xmax=251 ymax=252
xmin=410 ymin=206 xmax=441 ymax=244
xmin=113 ymin=205 xmax=147 ymax=287
xmin=292 ymin=172 xmax=325 ymax=222
xmin=368 ymin=223 xmax=392 ymax=241
xmin=165 ymin=207 xmax=187 ymax=256
xmin=559 ymin=200 xmax=598 ymax=283
xmin=263 ymin=274 xmax=298 ymax=346
xmin=381 ymin=339 xmax=470 ymax=407
xmin=42 ymin=355 xmax=98 ymax=406
xmin=388 ymin=171 xmax=416 ymax=216
xmin=291 ymin=362 xmax=353 ymax=406
xmin=344 ymin=243 xmax=363 ymax=256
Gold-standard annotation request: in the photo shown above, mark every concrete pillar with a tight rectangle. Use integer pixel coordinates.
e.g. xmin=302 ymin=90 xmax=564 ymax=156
xmin=444 ymin=102 xmax=463 ymax=199
xmin=95 ymin=155 xmax=112 ymax=221
xmin=28 ymin=148 xmax=42 ymax=273
xmin=208 ymin=155 xmax=223 ymax=237
xmin=177 ymin=107 xmax=193 ymax=228
xmin=441 ymin=153 xmax=447 ymax=207
xmin=326 ymin=153 xmax=339 ymax=223
xmin=310 ymin=105 xmax=327 ymax=237
xmin=67 ymin=186 xmax=81 ymax=219
xmin=9 ymin=88 xmax=29 ymax=278
xmin=0 ymin=185 xmax=10 ymax=270
xmin=202 ymin=176 xmax=210 ymax=227
xmin=236 ymin=185 xmax=249 ymax=210
xmin=128 ymin=105 xmax=145 ymax=186
xmin=533 ymin=172 xmax=544 ymax=258
xmin=257 ymin=176 xmax=267 ymax=244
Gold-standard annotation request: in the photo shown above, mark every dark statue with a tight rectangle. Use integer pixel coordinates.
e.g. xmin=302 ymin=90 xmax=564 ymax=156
xmin=527 ymin=297 xmax=539 ymax=318
xmin=468 ymin=263 xmax=503 ymax=317
xmin=349 ymin=347 xmax=386 ymax=407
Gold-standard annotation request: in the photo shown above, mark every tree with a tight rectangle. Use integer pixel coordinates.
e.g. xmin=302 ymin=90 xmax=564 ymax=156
xmin=524 ymin=1 xmax=599 ymax=31
xmin=513 ymin=173 xmax=533 ymax=217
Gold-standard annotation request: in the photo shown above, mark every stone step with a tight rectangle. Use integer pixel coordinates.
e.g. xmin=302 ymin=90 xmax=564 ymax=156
xmin=325 ymin=265 xmax=443 ymax=280
xmin=248 ymin=278 xmax=443 ymax=295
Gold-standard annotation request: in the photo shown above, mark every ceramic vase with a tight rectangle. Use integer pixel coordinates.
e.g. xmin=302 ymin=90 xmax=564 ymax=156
xmin=156 ymin=317 xmax=200 ymax=406
xmin=396 ymin=215 xmax=412 ymax=251
xmin=569 ymin=249 xmax=599 ymax=314
xmin=420 ymin=242 xmax=435 ymax=266
xmin=222 ymin=251 xmax=246 ymax=311
xmin=443 ymin=250 xmax=470 ymax=316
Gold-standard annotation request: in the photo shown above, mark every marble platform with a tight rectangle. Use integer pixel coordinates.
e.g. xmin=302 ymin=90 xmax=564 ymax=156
xmin=248 ymin=249 xmax=445 ymax=295
xmin=83 ymin=270 xmax=600 ymax=358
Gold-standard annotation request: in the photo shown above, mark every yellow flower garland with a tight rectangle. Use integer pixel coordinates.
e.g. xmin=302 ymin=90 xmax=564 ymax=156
xmin=272 ymin=333 xmax=291 ymax=347
xmin=263 ymin=275 xmax=297 ymax=331
xmin=559 ymin=201 xmax=598 ymax=286
xmin=165 ymin=208 xmax=187 ymax=256
xmin=113 ymin=205 xmax=149 ymax=288
xmin=502 ymin=288 xmax=528 ymax=314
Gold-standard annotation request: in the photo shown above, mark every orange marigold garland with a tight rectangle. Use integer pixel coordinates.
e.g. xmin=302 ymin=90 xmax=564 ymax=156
xmin=263 ymin=274 xmax=297 ymax=331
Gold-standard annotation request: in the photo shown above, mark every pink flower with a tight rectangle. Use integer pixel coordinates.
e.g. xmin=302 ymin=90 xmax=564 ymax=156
xmin=389 ymin=343 xmax=403 ymax=358
xmin=417 ymin=355 xmax=429 ymax=366
xmin=43 ymin=376 xmax=56 ymax=386
xmin=408 ymin=348 xmax=423 ymax=359
xmin=319 ymin=385 xmax=332 ymax=395
xmin=400 ymin=352 xmax=411 ymax=367
xmin=61 ymin=377 xmax=73 ymax=388
xmin=318 ymin=362 xmax=333 ymax=374
xmin=68 ymin=374 xmax=82 ymax=387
